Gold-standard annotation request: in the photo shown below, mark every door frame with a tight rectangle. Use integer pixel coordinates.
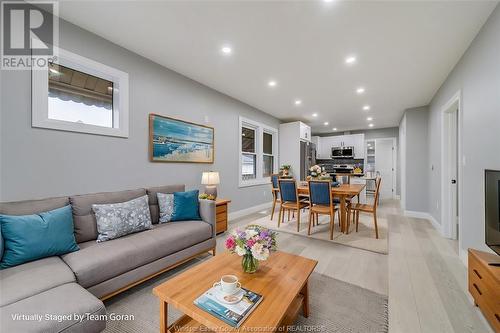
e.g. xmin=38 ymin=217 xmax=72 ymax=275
xmin=440 ymin=90 xmax=462 ymax=240
xmin=372 ymin=137 xmax=397 ymax=199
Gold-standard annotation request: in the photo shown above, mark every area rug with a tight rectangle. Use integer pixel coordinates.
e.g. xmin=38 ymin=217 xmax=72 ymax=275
xmin=103 ymin=259 xmax=388 ymax=333
xmin=251 ymin=210 xmax=388 ymax=254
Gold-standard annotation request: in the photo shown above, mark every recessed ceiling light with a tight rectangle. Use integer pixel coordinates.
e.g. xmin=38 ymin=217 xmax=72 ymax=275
xmin=363 ymin=105 xmax=370 ymax=111
xmin=356 ymin=87 xmax=365 ymax=94
xmin=345 ymin=56 xmax=357 ymax=64
xmin=323 ymin=0 xmax=333 ymax=2
xmin=312 ymin=113 xmax=318 ymax=117
xmin=332 ymin=127 xmax=337 ymax=131
xmin=294 ymin=100 xmax=302 ymax=106
xmin=369 ymin=123 xmax=374 ymax=127
xmin=221 ymin=46 xmax=232 ymax=55
xmin=268 ymin=80 xmax=277 ymax=87
xmin=367 ymin=117 xmax=373 ymax=121
xmin=324 ymin=122 xmax=329 ymax=126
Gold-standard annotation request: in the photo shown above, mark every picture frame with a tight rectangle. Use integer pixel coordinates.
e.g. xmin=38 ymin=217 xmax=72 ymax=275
xmin=149 ymin=114 xmax=214 ymax=163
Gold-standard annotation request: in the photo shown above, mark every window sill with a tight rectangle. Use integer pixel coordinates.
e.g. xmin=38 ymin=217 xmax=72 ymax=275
xmin=239 ymin=178 xmax=271 ymax=188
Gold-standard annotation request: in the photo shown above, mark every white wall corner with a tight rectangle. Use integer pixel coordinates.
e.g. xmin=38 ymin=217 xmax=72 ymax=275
xmin=404 ymin=210 xmax=443 ymax=235
xmin=228 ymin=201 xmax=272 ymax=221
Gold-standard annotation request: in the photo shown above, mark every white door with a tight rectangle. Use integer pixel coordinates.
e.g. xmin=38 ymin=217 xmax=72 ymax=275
xmin=375 ymin=138 xmax=395 ymax=199
xmin=447 ymin=106 xmax=459 ymax=239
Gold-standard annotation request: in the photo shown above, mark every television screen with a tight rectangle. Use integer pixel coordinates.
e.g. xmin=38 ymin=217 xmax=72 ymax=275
xmin=485 ymin=170 xmax=500 ymax=255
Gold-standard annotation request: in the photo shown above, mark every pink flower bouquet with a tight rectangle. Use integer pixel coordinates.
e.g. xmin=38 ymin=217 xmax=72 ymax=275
xmin=225 ymin=225 xmax=277 ymax=273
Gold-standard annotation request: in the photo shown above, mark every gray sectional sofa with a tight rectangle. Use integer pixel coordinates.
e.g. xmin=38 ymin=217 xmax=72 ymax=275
xmin=0 ymin=184 xmax=216 ymax=333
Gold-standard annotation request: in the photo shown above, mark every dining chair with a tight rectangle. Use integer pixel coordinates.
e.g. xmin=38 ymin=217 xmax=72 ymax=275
xmin=308 ymin=180 xmax=338 ymax=240
xmin=278 ymin=179 xmax=308 ymax=232
xmin=334 ymin=174 xmax=357 ymax=223
xmin=347 ymin=177 xmax=382 ymax=238
xmin=270 ymin=174 xmax=280 ymax=220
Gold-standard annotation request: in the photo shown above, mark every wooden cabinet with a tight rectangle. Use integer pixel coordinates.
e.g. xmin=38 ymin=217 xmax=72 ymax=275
xmin=215 ymin=199 xmax=231 ymax=234
xmin=468 ymin=249 xmax=500 ymax=332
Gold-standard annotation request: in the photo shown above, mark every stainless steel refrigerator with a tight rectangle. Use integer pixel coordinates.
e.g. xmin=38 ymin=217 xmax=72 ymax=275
xmin=300 ymin=141 xmax=316 ymax=181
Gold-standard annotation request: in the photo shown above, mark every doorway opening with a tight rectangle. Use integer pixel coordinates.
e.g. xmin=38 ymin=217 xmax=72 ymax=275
xmin=365 ymin=137 xmax=397 ymax=200
xmin=441 ymin=91 xmax=461 ymax=244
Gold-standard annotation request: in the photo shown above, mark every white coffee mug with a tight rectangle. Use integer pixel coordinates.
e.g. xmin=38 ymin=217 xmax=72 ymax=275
xmin=213 ymin=275 xmax=241 ymax=295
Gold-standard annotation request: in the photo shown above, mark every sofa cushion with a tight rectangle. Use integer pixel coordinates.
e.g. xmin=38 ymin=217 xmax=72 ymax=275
xmin=172 ymin=190 xmax=202 ymax=221
xmin=0 ymin=256 xmax=75 ymax=307
xmin=0 ymin=196 xmax=70 ymax=216
xmin=93 ymin=195 xmax=152 ymax=243
xmin=157 ymin=193 xmax=174 ymax=223
xmin=0 ymin=283 xmax=106 ymax=333
xmin=70 ymin=188 xmax=146 ymax=243
xmin=0 ymin=205 xmax=79 ymax=269
xmin=61 ymin=221 xmax=212 ymax=288
xmin=146 ymin=184 xmax=185 ymax=224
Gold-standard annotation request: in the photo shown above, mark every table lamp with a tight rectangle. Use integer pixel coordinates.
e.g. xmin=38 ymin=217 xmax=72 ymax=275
xmin=201 ymin=171 xmax=220 ymax=198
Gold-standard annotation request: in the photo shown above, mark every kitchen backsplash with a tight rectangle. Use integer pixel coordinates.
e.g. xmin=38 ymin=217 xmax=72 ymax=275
xmin=317 ymin=158 xmax=365 ymax=168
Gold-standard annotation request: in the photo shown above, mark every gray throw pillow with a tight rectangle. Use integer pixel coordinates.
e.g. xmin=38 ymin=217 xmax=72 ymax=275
xmin=92 ymin=195 xmax=152 ymax=243
xmin=157 ymin=193 xmax=174 ymax=223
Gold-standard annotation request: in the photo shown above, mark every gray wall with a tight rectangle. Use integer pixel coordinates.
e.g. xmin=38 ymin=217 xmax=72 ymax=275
xmin=0 ymin=19 xmax=280 ymax=212
xmin=315 ymin=127 xmax=401 ymax=195
xmin=427 ymin=4 xmax=500 ymax=254
xmin=400 ymin=107 xmax=429 ymax=213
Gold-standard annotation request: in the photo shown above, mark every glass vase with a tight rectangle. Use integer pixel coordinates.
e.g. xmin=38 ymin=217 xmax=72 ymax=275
xmin=242 ymin=253 xmax=259 ymax=273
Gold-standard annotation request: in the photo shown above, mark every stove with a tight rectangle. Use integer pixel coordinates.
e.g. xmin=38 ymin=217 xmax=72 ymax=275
xmin=322 ymin=164 xmax=354 ymax=174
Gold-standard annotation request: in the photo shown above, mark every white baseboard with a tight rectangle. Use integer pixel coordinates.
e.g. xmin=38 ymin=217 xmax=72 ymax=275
xmin=228 ymin=202 xmax=272 ymax=221
xmin=404 ymin=210 xmax=443 ymax=235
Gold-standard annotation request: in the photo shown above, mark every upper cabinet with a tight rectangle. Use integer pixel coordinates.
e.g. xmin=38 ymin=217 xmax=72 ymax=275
xmin=299 ymin=122 xmax=311 ymax=142
xmin=313 ymin=133 xmax=365 ymax=159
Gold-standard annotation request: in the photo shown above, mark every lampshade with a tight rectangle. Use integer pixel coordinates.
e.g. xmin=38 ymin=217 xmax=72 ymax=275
xmin=201 ymin=171 xmax=220 ymax=185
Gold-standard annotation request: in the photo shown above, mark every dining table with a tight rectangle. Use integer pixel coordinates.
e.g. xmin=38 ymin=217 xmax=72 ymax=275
xmin=297 ymin=183 xmax=366 ymax=234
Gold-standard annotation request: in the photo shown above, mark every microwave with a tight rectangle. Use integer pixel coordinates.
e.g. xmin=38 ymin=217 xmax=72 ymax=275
xmin=331 ymin=146 xmax=354 ymax=158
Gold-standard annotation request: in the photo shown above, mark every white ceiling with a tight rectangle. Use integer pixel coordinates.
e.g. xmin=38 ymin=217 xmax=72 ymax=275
xmin=58 ymin=1 xmax=497 ymax=133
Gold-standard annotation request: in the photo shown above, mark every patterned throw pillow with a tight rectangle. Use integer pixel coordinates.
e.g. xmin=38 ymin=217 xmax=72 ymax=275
xmin=92 ymin=195 xmax=152 ymax=243
xmin=157 ymin=193 xmax=174 ymax=223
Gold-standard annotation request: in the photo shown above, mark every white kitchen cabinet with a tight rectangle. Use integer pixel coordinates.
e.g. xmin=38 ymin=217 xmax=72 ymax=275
xmin=319 ymin=136 xmax=335 ymax=159
xmin=312 ymin=133 xmax=365 ymax=160
xmin=352 ymin=134 xmax=365 ymax=159
xmin=299 ymin=122 xmax=311 ymax=142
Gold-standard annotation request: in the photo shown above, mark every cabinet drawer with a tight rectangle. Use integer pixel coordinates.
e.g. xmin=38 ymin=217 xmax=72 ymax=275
xmin=216 ymin=220 xmax=227 ymax=233
xmin=216 ymin=212 xmax=227 ymax=223
xmin=469 ymin=256 xmax=500 ymax=303
xmin=216 ymin=204 xmax=227 ymax=214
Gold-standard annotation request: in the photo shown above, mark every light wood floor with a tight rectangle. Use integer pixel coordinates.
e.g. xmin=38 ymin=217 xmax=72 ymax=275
xmin=217 ymin=199 xmax=493 ymax=333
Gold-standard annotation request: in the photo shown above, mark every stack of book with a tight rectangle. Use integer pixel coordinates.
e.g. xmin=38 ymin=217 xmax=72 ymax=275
xmin=194 ymin=286 xmax=263 ymax=328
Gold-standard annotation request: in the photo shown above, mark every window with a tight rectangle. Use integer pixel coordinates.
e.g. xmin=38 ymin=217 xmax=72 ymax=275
xmin=239 ymin=117 xmax=278 ymax=187
xmin=241 ymin=127 xmax=256 ymax=180
xmin=32 ymin=46 xmax=129 ymax=137
xmin=48 ymin=63 xmax=114 ymax=128
xmin=263 ymin=132 xmax=274 ymax=177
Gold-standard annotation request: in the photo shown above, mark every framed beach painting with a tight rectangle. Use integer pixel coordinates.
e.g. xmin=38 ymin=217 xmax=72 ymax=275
xmin=149 ymin=114 xmax=214 ymax=163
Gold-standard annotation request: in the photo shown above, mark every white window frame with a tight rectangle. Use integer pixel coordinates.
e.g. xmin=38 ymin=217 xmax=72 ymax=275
xmin=32 ymin=46 xmax=129 ymax=138
xmin=239 ymin=116 xmax=278 ymax=187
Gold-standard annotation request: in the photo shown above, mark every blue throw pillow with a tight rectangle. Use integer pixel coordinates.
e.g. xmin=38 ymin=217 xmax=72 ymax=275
xmin=171 ymin=190 xmax=201 ymax=221
xmin=0 ymin=205 xmax=79 ymax=269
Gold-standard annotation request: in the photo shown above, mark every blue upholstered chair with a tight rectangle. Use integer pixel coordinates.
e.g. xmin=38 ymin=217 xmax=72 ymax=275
xmin=270 ymin=174 xmax=280 ymax=220
xmin=278 ymin=179 xmax=308 ymax=232
xmin=308 ymin=180 xmax=338 ymax=239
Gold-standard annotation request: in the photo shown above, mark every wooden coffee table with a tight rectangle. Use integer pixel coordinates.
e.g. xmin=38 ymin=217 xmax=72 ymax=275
xmin=153 ymin=251 xmax=317 ymax=332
